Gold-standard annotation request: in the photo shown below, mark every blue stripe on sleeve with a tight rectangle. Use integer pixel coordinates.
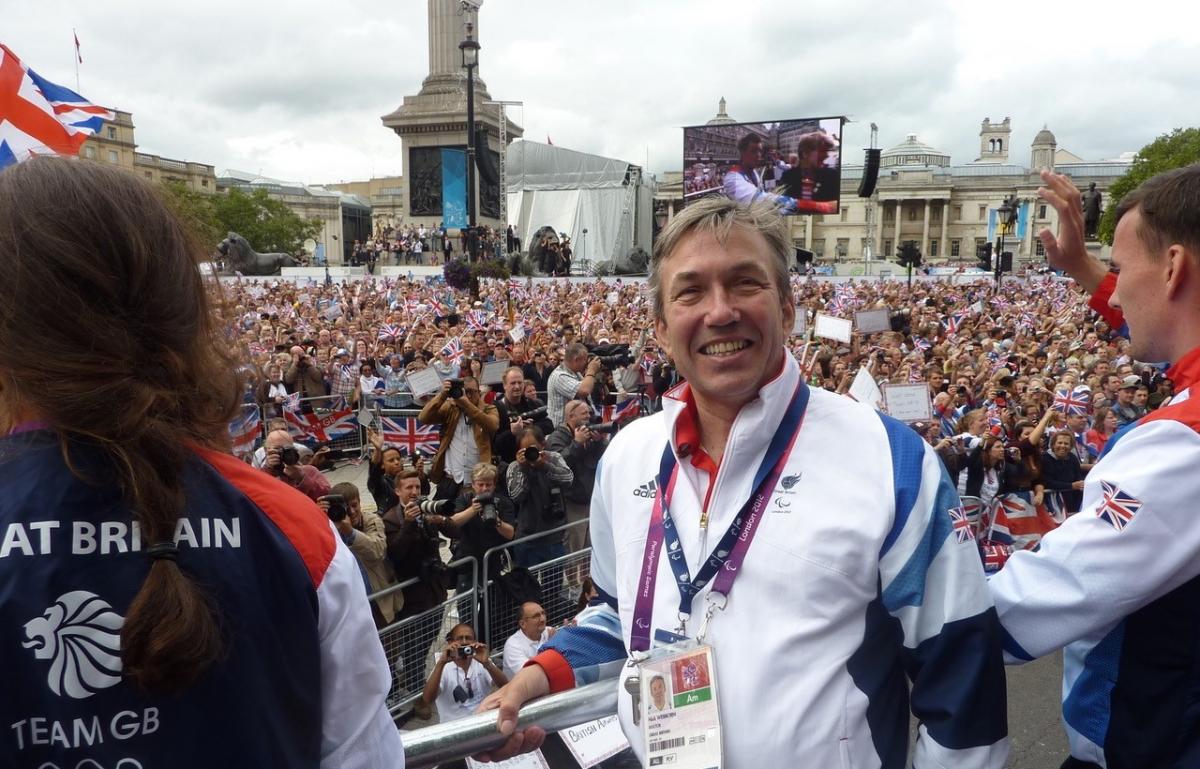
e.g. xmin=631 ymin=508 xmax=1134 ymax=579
xmin=541 ymin=607 xmax=627 ymax=675
xmin=878 ymin=413 xmax=925 ymax=558
xmin=1063 ymin=622 xmax=1124 ymax=748
xmin=1001 ymin=628 xmax=1035 ymax=662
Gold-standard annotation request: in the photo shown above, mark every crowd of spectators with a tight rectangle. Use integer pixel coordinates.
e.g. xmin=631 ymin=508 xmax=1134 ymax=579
xmin=348 ymin=224 xmax=517 ymax=271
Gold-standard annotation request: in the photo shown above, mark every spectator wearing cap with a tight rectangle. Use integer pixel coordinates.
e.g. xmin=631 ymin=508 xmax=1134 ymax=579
xmin=1113 ymin=374 xmax=1145 ymax=427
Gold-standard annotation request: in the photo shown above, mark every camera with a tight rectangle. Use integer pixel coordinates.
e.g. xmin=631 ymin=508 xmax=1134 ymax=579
xmin=322 ymin=494 xmax=348 ymax=523
xmin=586 ymin=342 xmax=635 ymax=369
xmin=457 ymin=644 xmax=476 ymax=659
xmin=418 ymin=497 xmax=453 ymax=516
xmin=473 ymin=492 xmax=500 ymax=525
xmin=523 ymin=446 xmax=541 ymax=464
xmin=513 ymin=404 xmax=548 ymax=423
xmin=447 ymin=379 xmax=464 ymax=399
xmin=587 ymin=417 xmax=619 ymax=436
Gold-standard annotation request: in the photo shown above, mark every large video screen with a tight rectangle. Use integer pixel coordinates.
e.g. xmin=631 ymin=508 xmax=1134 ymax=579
xmin=682 ymin=116 xmax=844 ymax=215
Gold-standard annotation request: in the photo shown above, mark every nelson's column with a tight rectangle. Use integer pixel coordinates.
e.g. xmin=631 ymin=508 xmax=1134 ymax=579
xmin=382 ymin=0 xmax=522 ymax=234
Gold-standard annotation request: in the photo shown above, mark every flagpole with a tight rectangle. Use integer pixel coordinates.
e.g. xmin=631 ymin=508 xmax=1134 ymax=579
xmin=73 ymin=28 xmax=80 ymax=92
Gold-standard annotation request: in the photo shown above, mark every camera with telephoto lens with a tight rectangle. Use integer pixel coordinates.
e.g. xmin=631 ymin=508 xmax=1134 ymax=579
xmin=473 ymin=492 xmax=499 ymax=525
xmin=586 ymin=342 xmax=635 ymax=370
xmin=587 ymin=417 xmax=619 ymax=436
xmin=322 ymin=494 xmax=348 ymax=523
xmin=447 ymin=379 xmax=464 ymax=399
xmin=513 ymin=404 xmax=548 ymax=423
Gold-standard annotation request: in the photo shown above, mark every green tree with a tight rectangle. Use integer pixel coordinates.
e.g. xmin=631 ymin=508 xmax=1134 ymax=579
xmin=1098 ymin=127 xmax=1200 ymax=243
xmin=211 ymin=187 xmax=323 ymax=254
xmin=159 ymin=180 xmax=222 ymax=248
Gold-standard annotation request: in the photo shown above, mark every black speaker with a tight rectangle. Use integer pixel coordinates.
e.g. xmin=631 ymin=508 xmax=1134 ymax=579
xmin=795 ymin=247 xmax=814 ymax=265
xmin=857 ymin=149 xmax=882 ymax=198
xmin=999 ymin=251 xmax=1014 ymax=273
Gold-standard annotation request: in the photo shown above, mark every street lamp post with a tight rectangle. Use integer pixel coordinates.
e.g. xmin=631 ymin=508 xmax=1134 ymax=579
xmin=994 ymin=194 xmax=1019 ymax=293
xmin=460 ymin=22 xmax=480 ymax=247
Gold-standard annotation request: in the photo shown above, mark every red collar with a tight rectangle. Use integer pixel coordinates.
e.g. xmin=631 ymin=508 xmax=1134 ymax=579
xmin=1166 ymin=346 xmax=1200 ymax=391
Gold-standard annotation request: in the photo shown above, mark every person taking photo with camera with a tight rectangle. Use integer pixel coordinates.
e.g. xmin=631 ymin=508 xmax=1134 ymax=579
xmin=492 ymin=367 xmax=553 ymax=463
xmin=318 ymin=482 xmax=401 ymax=628
xmin=262 ymin=428 xmax=330 ymax=501
xmin=545 ymin=400 xmax=609 ymax=579
xmin=420 ymin=623 xmax=506 ymax=724
xmin=418 ymin=375 xmax=499 ymax=500
xmin=546 ymin=343 xmax=603 ymax=429
xmin=506 ymin=427 xmax=573 ymax=569
xmin=447 ymin=463 xmax=517 ymax=587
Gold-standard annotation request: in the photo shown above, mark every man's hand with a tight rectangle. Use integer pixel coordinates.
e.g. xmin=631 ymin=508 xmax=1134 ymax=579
xmin=585 ymin=358 xmax=603 ymax=377
xmin=1037 ymin=169 xmax=1109 ymax=294
xmin=573 ymin=425 xmax=590 ymax=445
xmin=403 ymin=501 xmax=421 ymax=523
xmin=334 ymin=516 xmax=354 ymax=536
xmin=510 ymin=417 xmax=527 ymax=436
xmin=264 ymin=448 xmax=282 ymax=471
xmin=439 ymin=379 xmax=453 ymax=399
xmin=281 ymin=462 xmax=302 ymax=482
xmin=474 ymin=666 xmax=551 ymax=762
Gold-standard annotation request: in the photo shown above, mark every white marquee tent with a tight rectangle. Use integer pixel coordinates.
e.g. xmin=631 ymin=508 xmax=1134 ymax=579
xmin=505 ymin=140 xmax=655 ymax=268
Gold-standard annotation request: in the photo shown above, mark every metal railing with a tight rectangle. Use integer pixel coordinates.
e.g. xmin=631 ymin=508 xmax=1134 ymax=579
xmin=481 ymin=519 xmax=592 ymax=653
xmin=374 ymin=557 xmax=479 ymax=715
xmin=403 ymin=680 xmax=618 ymax=769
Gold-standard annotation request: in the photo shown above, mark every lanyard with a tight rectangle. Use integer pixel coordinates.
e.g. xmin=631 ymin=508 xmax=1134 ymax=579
xmin=630 ymin=380 xmax=808 ymax=652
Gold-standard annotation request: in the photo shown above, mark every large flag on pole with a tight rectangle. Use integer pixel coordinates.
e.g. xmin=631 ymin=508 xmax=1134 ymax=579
xmin=0 ymin=43 xmax=113 ymax=169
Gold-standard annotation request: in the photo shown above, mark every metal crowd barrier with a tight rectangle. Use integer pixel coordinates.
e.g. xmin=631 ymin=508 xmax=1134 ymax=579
xmin=481 ymin=520 xmax=592 ymax=653
xmin=403 ymin=680 xmax=618 ymax=769
xmin=373 ymin=557 xmax=479 ymax=716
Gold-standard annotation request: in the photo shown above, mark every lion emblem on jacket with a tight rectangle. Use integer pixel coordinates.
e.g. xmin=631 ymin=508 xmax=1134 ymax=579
xmin=22 ymin=590 xmax=124 ymax=699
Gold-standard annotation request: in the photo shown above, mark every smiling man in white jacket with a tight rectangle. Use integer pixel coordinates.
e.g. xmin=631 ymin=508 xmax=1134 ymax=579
xmin=477 ymin=196 xmax=1009 ymax=769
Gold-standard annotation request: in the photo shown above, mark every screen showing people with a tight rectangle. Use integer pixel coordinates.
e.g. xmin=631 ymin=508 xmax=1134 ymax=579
xmin=682 ymin=116 xmax=844 ymax=215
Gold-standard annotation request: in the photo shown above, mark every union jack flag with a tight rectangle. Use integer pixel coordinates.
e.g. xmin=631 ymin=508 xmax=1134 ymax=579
xmin=825 ymin=295 xmax=851 ymax=317
xmin=0 ymin=44 xmax=115 ymax=170
xmin=228 ymin=405 xmax=262 ymax=456
xmin=640 ymin=353 xmax=657 ymax=378
xmin=285 ymin=407 xmax=356 ymax=443
xmin=989 ymin=492 xmax=1059 ymax=551
xmin=439 ymin=336 xmax=464 ymax=364
xmin=1042 ymin=490 xmax=1069 ymax=523
xmin=602 ymin=397 xmax=640 ymax=423
xmin=536 ymin=305 xmax=553 ymax=325
xmin=960 ymin=497 xmax=986 ymax=537
xmin=378 ymin=323 xmax=405 ymax=341
xmin=281 ymin=392 xmax=301 ymax=413
xmin=948 ymin=506 xmax=975 ymax=544
xmin=466 ymin=310 xmax=490 ymax=332
xmin=942 ymin=312 xmax=966 ymax=336
xmin=1096 ymin=480 xmax=1142 ymax=531
xmin=912 ymin=337 xmax=933 ymax=352
xmin=1053 ymin=386 xmax=1092 ymax=416
xmin=380 ymin=416 xmax=440 ymax=457
xmin=979 ymin=539 xmax=1012 ymax=575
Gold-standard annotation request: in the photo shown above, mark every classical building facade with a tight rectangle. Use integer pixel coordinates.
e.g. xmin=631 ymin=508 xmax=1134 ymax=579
xmin=80 ymin=110 xmax=217 ymax=192
xmin=656 ymin=104 xmax=1131 ymax=268
xmin=380 ymin=0 xmax=522 ymax=231
xmin=321 ymin=176 xmax=405 ymax=235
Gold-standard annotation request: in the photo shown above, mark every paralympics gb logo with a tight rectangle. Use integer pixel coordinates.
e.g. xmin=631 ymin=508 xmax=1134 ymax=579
xmin=22 ymin=590 xmax=124 ymax=699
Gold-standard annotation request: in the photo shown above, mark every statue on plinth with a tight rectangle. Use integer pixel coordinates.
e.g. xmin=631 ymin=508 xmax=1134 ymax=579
xmin=1081 ymin=182 xmax=1103 ymax=240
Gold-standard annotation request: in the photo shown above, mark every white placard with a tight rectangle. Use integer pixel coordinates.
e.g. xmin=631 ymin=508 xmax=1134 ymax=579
xmin=791 ymin=308 xmax=808 ymax=337
xmin=848 ymin=367 xmax=883 ymax=410
xmin=356 ymin=406 xmax=375 ymax=427
xmin=466 ymin=749 xmax=549 ymax=769
xmin=405 ymin=366 xmax=443 ymax=398
xmin=509 ymin=324 xmax=526 ymax=343
xmin=606 ymin=290 xmax=619 ymax=305
xmin=882 ymin=383 xmax=933 ymax=423
xmin=323 ymin=303 xmax=343 ymax=321
xmin=854 ymin=308 xmax=891 ymax=335
xmin=813 ymin=313 xmax=853 ymax=343
xmin=481 ymin=359 xmax=508 ymax=386
xmin=560 ymin=716 xmax=630 ymax=768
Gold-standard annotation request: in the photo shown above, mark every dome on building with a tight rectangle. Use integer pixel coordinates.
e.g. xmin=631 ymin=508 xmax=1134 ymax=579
xmin=1032 ymin=126 xmax=1057 ymax=145
xmin=706 ymin=97 xmax=737 ymax=126
xmin=881 ymin=133 xmax=950 ymax=168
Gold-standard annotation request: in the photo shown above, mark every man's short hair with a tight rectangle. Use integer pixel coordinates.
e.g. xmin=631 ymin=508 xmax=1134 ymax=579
xmin=1114 ymin=163 xmax=1200 ymax=257
xmin=471 ymin=462 xmax=497 ymax=482
xmin=648 ymin=196 xmax=791 ymax=322
xmin=515 ymin=601 xmax=542 ymax=622
xmin=330 ymin=481 xmax=360 ymax=502
xmin=563 ymin=399 xmax=588 ymax=422
xmin=503 ymin=366 xmax=524 ymax=383
xmin=796 ymin=131 xmax=836 ymax=155
xmin=396 ymin=468 xmax=421 ymax=484
xmin=563 ymin=342 xmax=589 ymax=362
xmin=736 ymin=133 xmax=763 ymax=153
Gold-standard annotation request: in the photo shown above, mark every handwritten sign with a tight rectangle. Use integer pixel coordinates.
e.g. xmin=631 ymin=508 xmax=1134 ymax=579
xmin=882 ymin=383 xmax=933 ymax=423
xmin=791 ymin=308 xmax=808 ymax=337
xmin=509 ymin=325 xmax=526 ymax=343
xmin=466 ymin=749 xmax=549 ymax=769
xmin=405 ymin=367 xmax=442 ymax=398
xmin=561 ymin=716 xmax=631 ymax=769
xmin=813 ymin=313 xmax=852 ymax=344
xmin=481 ymin=359 xmax=509 ymax=386
xmin=854 ymin=308 xmax=891 ymax=334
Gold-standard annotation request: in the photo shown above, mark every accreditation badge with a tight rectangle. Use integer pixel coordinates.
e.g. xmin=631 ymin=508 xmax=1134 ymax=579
xmin=638 ymin=643 xmax=722 ymax=769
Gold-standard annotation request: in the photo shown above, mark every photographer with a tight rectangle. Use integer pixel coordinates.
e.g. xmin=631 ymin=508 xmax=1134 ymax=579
xmin=546 ymin=342 xmax=603 ymax=429
xmin=417 ymin=375 xmax=500 ymax=500
xmin=318 ymin=482 xmax=402 ymax=627
xmin=420 ymin=623 xmax=506 ymax=724
xmin=545 ymin=400 xmax=608 ymax=563
xmin=447 ymin=463 xmax=517 ymax=586
xmin=381 ymin=468 xmax=457 ymax=696
xmin=261 ymin=429 xmax=330 ymax=501
xmin=283 ymin=344 xmax=328 ymax=409
xmin=506 ymin=427 xmax=573 ymax=569
xmin=492 ymin=367 xmax=553 ymax=463
xmin=366 ymin=426 xmax=430 ymax=513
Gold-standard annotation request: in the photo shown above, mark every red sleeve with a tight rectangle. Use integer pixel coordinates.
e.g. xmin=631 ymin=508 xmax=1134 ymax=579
xmin=1088 ymin=272 xmax=1125 ymax=331
xmin=525 ymin=649 xmax=576 ymax=694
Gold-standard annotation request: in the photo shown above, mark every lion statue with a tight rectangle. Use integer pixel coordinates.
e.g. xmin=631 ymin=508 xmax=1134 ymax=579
xmin=216 ymin=232 xmax=298 ymax=276
xmin=592 ymin=246 xmax=650 ymax=277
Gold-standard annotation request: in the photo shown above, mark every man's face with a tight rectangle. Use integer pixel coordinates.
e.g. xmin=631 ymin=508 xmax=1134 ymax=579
xmin=654 ymin=228 xmax=792 ymax=412
xmin=1134 ymin=388 xmax=1149 ymax=407
xmin=518 ymin=603 xmax=547 ymax=638
xmin=1110 ymin=208 xmax=1173 ymax=361
xmin=1118 ymin=387 xmax=1135 ymax=405
xmin=503 ymin=371 xmax=525 ymax=402
xmin=929 ymin=371 xmax=944 ymax=389
xmin=739 ymin=140 xmax=763 ymax=168
xmin=650 ymin=677 xmax=667 ymax=706
xmin=566 ymin=403 xmax=591 ymax=429
xmin=567 ymin=353 xmax=588 ymax=375
xmin=472 ymin=477 xmax=495 ymax=496
xmin=1066 ymin=414 xmax=1087 ymax=433
xmin=396 ymin=476 xmax=421 ymax=504
xmin=534 ymin=353 xmax=546 ymax=368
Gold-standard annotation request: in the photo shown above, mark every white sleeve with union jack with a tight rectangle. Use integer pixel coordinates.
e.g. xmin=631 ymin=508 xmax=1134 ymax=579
xmin=989 ymin=416 xmax=1200 ymax=663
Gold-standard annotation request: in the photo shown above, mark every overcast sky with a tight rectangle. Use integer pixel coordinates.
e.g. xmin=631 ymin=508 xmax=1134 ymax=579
xmin=11 ymin=0 xmax=1199 ymax=184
